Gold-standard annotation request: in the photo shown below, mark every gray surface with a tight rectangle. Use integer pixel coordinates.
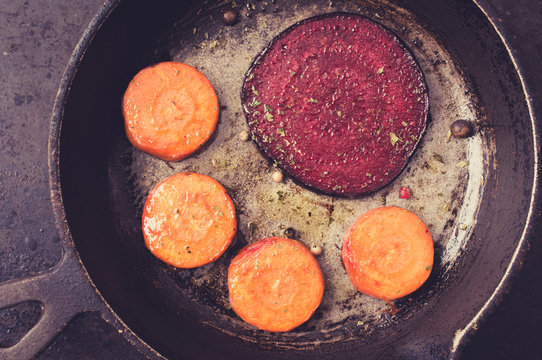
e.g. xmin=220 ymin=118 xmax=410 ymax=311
xmin=0 ymin=0 xmax=540 ymax=359
xmin=0 ymin=0 xmax=141 ymax=358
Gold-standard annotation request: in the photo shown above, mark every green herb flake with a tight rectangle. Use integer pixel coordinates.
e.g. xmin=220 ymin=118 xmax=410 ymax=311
xmin=213 ymin=206 xmax=220 ymax=211
xmin=250 ymin=99 xmax=262 ymax=107
xmin=402 ymin=121 xmax=408 ymax=126
xmin=277 ymin=191 xmax=286 ymax=202
xmin=425 ymin=265 xmax=432 ymax=271
xmin=377 ymin=67 xmax=384 ymax=75
xmin=264 ymin=104 xmax=273 ymax=113
xmin=278 ymin=109 xmax=285 ymax=115
xmin=308 ymin=98 xmax=318 ymax=104
xmin=218 ymin=211 xmax=224 ymax=217
xmin=357 ymin=321 xmax=365 ymax=326
xmin=456 ymin=160 xmax=469 ymax=168
xmin=365 ymin=172 xmax=372 ymax=177
xmin=277 ymin=128 xmax=285 ymax=137
xmin=390 ymin=132 xmax=401 ymax=146
xmin=252 ymin=86 xmax=259 ymax=96
xmin=265 ymin=113 xmax=274 ymax=122
xmin=209 ymin=39 xmax=219 ymax=49
xmin=283 ymin=307 xmax=288 ymax=313
xmin=290 ymin=70 xmax=296 ymax=76
xmin=337 ymin=110 xmax=342 ymax=117
xmin=246 ymin=73 xmax=254 ymax=82
xmin=389 ymin=118 xmax=394 ymax=123
xmin=459 ymin=223 xmax=468 ymax=230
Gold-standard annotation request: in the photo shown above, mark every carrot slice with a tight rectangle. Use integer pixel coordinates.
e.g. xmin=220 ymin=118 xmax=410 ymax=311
xmin=342 ymin=207 xmax=433 ymax=301
xmin=228 ymin=237 xmax=324 ymax=332
xmin=142 ymin=172 xmax=236 ymax=268
xmin=123 ymin=62 xmax=219 ymax=161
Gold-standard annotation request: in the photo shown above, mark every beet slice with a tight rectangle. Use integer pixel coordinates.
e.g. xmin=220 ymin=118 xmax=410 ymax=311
xmin=241 ymin=13 xmax=428 ymax=196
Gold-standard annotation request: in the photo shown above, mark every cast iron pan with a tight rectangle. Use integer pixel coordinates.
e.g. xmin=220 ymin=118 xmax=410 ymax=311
xmin=0 ymin=0 xmax=538 ymax=359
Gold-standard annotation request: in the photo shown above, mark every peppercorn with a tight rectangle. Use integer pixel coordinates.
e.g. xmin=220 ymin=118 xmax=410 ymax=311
xmin=239 ymin=130 xmax=250 ymax=142
xmin=222 ymin=9 xmax=238 ymax=25
xmin=283 ymin=227 xmax=296 ymax=239
xmin=272 ymin=170 xmax=284 ymax=183
xmin=450 ymin=119 xmax=473 ymax=138
xmin=398 ymin=186 xmax=411 ymax=199
xmin=310 ymin=244 xmax=322 ymax=256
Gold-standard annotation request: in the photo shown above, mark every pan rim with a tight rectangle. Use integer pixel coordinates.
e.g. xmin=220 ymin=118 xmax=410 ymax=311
xmin=449 ymin=0 xmax=540 ymax=356
xmin=47 ymin=0 xmax=165 ymax=358
xmin=46 ymin=0 xmax=539 ymax=359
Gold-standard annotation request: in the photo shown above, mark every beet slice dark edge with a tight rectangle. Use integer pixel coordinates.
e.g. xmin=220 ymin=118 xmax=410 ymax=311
xmin=241 ymin=12 xmax=429 ymax=196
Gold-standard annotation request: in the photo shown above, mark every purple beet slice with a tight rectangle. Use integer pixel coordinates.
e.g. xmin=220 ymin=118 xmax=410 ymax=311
xmin=242 ymin=13 xmax=428 ymax=196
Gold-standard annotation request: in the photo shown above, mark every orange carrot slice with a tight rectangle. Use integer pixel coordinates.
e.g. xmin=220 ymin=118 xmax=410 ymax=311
xmin=228 ymin=237 xmax=324 ymax=332
xmin=142 ymin=172 xmax=236 ymax=268
xmin=342 ymin=207 xmax=433 ymax=300
xmin=123 ymin=62 xmax=219 ymax=161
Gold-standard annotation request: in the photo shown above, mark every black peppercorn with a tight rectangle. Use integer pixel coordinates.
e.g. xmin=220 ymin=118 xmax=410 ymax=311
xmin=222 ymin=9 xmax=238 ymax=25
xmin=450 ymin=119 xmax=473 ymax=138
xmin=284 ymin=227 xmax=297 ymax=239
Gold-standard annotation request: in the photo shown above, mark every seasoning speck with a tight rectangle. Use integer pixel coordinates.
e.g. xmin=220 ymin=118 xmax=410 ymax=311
xmin=456 ymin=160 xmax=469 ymax=168
xmin=239 ymin=130 xmax=250 ymax=141
xmin=310 ymin=244 xmax=322 ymax=256
xmin=390 ymin=132 xmax=401 ymax=146
xmin=272 ymin=170 xmax=284 ymax=183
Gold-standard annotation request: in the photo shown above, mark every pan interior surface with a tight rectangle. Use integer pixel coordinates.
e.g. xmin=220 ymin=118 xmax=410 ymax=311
xmin=56 ymin=0 xmax=534 ymax=359
xmin=112 ymin=0 xmax=485 ymax=340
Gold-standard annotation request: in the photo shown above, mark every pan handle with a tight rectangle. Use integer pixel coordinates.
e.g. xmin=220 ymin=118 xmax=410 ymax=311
xmin=0 ymin=248 xmax=102 ymax=360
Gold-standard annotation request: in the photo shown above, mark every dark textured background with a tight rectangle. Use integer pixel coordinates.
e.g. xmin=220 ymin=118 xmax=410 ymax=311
xmin=0 ymin=0 xmax=540 ymax=359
